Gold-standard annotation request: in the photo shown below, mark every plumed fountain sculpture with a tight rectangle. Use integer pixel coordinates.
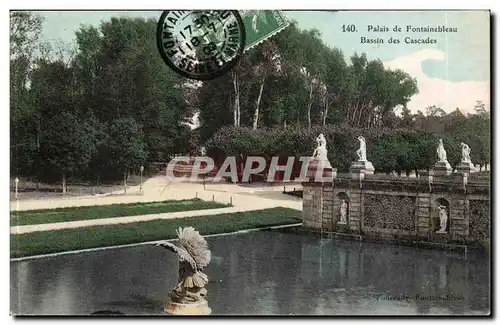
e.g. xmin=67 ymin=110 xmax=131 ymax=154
xmin=156 ymin=227 xmax=212 ymax=315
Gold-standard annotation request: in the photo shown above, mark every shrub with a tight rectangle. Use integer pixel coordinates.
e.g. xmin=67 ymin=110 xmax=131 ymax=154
xmin=205 ymin=125 xmax=465 ymax=173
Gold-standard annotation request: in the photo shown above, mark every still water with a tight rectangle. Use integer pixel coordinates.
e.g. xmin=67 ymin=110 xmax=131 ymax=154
xmin=11 ymin=230 xmax=490 ymax=315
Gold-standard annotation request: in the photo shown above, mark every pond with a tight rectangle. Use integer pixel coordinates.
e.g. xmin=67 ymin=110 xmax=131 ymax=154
xmin=10 ymin=230 xmax=490 ymax=315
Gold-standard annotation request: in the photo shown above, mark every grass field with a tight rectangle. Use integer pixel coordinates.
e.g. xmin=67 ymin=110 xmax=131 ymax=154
xmin=11 ymin=199 xmax=229 ymax=226
xmin=10 ymin=207 xmax=302 ymax=258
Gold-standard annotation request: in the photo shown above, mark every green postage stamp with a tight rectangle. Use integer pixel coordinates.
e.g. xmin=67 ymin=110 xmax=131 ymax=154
xmin=239 ymin=10 xmax=290 ymax=52
xmin=156 ymin=10 xmax=289 ymax=80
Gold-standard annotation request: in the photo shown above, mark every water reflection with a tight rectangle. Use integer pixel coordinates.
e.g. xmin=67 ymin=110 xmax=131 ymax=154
xmin=11 ymin=230 xmax=490 ymax=315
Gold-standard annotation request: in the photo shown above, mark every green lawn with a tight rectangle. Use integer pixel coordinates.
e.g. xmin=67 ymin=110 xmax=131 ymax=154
xmin=11 ymin=199 xmax=229 ymax=226
xmin=11 ymin=207 xmax=302 ymax=258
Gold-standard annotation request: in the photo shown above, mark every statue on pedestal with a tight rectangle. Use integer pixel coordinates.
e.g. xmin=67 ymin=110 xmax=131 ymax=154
xmin=338 ymin=199 xmax=348 ymax=224
xmin=461 ymin=142 xmax=471 ymax=163
xmin=456 ymin=141 xmax=478 ymax=174
xmin=437 ymin=139 xmax=448 ymax=163
xmin=308 ymin=133 xmax=334 ymax=181
xmin=436 ymin=206 xmax=448 ymax=234
xmin=156 ymin=227 xmax=212 ymax=315
xmin=350 ymin=136 xmax=374 ymax=177
xmin=312 ymin=133 xmax=328 ymax=161
xmin=433 ymin=139 xmax=452 ymax=175
xmin=356 ymin=136 xmax=367 ymax=162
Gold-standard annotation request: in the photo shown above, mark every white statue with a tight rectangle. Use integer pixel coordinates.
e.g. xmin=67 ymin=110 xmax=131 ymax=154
xmin=437 ymin=139 xmax=448 ymax=162
xmin=309 ymin=133 xmax=334 ymax=181
xmin=436 ymin=205 xmax=448 ymax=233
xmin=356 ymin=136 xmax=367 ymax=161
xmin=312 ymin=133 xmax=328 ymax=161
xmin=461 ymin=142 xmax=471 ymax=163
xmin=339 ymin=200 xmax=348 ymax=224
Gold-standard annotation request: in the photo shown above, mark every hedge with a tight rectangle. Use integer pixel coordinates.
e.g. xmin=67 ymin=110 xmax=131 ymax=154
xmin=205 ymin=125 xmax=472 ymax=173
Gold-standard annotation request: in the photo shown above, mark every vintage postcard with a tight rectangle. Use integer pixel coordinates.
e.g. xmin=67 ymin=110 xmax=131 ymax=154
xmin=10 ymin=10 xmax=490 ymax=316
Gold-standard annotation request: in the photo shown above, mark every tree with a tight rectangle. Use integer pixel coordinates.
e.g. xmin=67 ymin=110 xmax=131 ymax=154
xmin=106 ymin=118 xmax=148 ymax=192
xmin=341 ymin=54 xmax=418 ymax=128
xmin=10 ymin=11 xmax=44 ymax=114
xmin=425 ymin=105 xmax=447 ymax=117
xmin=320 ymin=47 xmax=347 ymax=126
xmin=10 ymin=12 xmax=45 ymax=181
xmin=41 ymin=111 xmax=98 ymax=193
xmin=197 ymin=19 xmax=420 ymax=140
xmin=29 ymin=58 xmax=98 ymax=192
xmin=74 ymin=17 xmax=191 ymax=162
xmin=473 ymin=100 xmax=489 ymax=119
xmin=250 ymin=41 xmax=281 ymax=130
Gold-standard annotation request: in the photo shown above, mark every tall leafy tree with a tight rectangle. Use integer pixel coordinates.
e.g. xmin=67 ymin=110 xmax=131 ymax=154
xmin=106 ymin=118 xmax=148 ymax=191
xmin=10 ymin=12 xmax=44 ymax=180
xmin=31 ymin=60 xmax=97 ymax=192
xmin=74 ymin=17 xmax=191 ymax=164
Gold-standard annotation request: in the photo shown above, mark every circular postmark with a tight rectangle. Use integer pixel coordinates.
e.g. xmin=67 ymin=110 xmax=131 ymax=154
xmin=156 ymin=10 xmax=246 ymax=81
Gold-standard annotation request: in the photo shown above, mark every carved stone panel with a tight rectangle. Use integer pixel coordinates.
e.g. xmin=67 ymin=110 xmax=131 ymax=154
xmin=364 ymin=194 xmax=416 ymax=231
xmin=469 ymin=200 xmax=490 ymax=239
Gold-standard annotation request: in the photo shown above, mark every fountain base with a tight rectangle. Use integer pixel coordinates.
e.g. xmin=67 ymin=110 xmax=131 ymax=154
xmin=164 ymin=300 xmax=211 ymax=315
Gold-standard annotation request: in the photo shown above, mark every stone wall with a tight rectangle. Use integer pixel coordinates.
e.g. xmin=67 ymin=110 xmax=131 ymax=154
xmin=469 ymin=200 xmax=490 ymax=240
xmin=302 ymin=184 xmax=323 ymax=229
xmin=364 ymin=194 xmax=416 ymax=231
xmin=302 ymin=171 xmax=490 ymax=249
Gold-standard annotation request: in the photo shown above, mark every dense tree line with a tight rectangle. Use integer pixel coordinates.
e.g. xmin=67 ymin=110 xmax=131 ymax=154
xmin=11 ymin=12 xmax=192 ymax=191
xmin=196 ymin=22 xmax=419 ymax=142
xmin=10 ymin=12 xmax=490 ymax=191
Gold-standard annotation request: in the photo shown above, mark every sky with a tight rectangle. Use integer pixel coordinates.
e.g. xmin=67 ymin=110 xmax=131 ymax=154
xmin=35 ymin=10 xmax=490 ymax=114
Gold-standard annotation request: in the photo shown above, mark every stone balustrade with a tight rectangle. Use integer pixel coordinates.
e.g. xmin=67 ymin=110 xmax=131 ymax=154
xmin=302 ymin=169 xmax=490 ymax=250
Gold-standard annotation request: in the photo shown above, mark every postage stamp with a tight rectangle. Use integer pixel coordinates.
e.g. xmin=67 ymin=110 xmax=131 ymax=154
xmin=239 ymin=10 xmax=290 ymax=52
xmin=156 ymin=10 xmax=246 ymax=81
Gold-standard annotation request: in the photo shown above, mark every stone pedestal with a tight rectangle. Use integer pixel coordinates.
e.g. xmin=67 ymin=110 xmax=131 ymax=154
xmin=347 ymin=187 xmax=362 ymax=232
xmin=418 ymin=170 xmax=434 ymax=183
xmin=321 ymin=186 xmax=334 ymax=230
xmin=307 ymin=158 xmax=336 ymax=182
xmin=302 ymin=183 xmax=323 ymax=229
xmin=433 ymin=161 xmax=452 ymax=176
xmin=416 ymin=192 xmax=431 ymax=238
xmin=165 ymin=300 xmax=211 ymax=315
xmin=350 ymin=160 xmax=374 ymax=179
xmin=449 ymin=198 xmax=468 ymax=241
xmin=456 ymin=161 xmax=478 ymax=174
xmin=335 ymin=220 xmax=349 ymax=233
